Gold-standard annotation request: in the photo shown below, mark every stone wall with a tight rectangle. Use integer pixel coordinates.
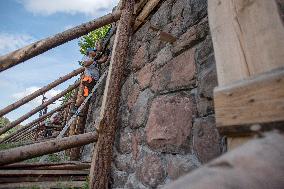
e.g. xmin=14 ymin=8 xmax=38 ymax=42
xmin=83 ymin=0 xmax=224 ymax=188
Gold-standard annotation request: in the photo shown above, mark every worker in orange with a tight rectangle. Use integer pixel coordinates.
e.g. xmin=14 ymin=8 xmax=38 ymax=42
xmin=82 ymin=44 xmax=109 ymax=97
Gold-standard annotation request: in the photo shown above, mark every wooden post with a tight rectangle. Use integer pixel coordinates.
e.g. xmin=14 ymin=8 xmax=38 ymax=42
xmin=0 ymin=82 xmax=79 ymax=136
xmin=0 ymin=11 xmax=121 ymax=72
xmin=1 ymin=101 xmax=72 ymax=143
xmin=208 ymin=0 xmax=284 ymax=149
xmin=89 ymin=1 xmax=134 ymax=188
xmin=0 ymin=132 xmax=98 ymax=166
xmin=69 ymin=79 xmax=91 ymax=161
xmin=0 ymin=68 xmax=83 ymax=117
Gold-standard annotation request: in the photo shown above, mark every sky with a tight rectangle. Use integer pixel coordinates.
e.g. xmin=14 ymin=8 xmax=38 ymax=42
xmin=0 ymin=0 xmax=118 ymax=124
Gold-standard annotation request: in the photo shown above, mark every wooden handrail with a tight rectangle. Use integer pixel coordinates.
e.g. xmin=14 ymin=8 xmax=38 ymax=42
xmin=0 ymin=82 xmax=80 ymax=136
xmin=0 ymin=11 xmax=121 ymax=72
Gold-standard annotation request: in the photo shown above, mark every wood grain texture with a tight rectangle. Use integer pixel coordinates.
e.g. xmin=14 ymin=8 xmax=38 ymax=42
xmin=214 ymin=68 xmax=284 ymax=127
xmin=89 ymin=1 xmax=134 ymax=188
xmin=208 ymin=0 xmax=284 ymax=86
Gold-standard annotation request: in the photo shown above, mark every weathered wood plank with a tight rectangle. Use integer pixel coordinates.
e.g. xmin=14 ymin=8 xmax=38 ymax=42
xmin=134 ymin=0 xmax=161 ymax=31
xmin=0 ymin=181 xmax=85 ymax=189
xmin=214 ymin=68 xmax=284 ymax=127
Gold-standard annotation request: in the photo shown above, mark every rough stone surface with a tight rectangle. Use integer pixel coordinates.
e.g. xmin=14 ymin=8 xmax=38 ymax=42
xmin=146 ymin=93 xmax=194 ymax=153
xmin=137 ymin=154 xmax=166 ymax=188
xmin=117 ymin=128 xmax=133 ymax=154
xmin=198 ymin=59 xmax=217 ymax=99
xmin=132 ymin=43 xmax=148 ymax=72
xmin=151 ymin=48 xmax=196 ymax=93
xmin=166 ymin=154 xmax=200 ymax=180
xmin=135 ymin=63 xmax=155 ymax=90
xmin=114 ymin=153 xmax=134 ymax=173
xmin=173 ymin=17 xmax=209 ymax=55
xmin=129 ymin=89 xmax=154 ymax=129
xmin=111 ymin=170 xmax=128 ymax=188
xmin=193 ymin=116 xmax=221 ymax=163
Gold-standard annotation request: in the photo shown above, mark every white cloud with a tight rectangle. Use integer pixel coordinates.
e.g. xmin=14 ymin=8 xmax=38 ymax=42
xmin=20 ymin=0 xmax=119 ymax=16
xmin=0 ymin=33 xmax=35 ymax=55
xmin=12 ymin=86 xmax=63 ymax=110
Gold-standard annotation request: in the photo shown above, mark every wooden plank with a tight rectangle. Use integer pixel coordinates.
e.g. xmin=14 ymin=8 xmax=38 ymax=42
xmin=208 ymin=0 xmax=250 ymax=86
xmin=0 ymin=170 xmax=88 ymax=176
xmin=208 ymin=0 xmax=284 ymax=86
xmin=0 ymin=176 xmax=86 ymax=183
xmin=89 ymin=1 xmax=134 ymax=188
xmin=0 ymin=161 xmax=90 ymax=169
xmin=227 ymin=136 xmax=255 ymax=151
xmin=0 ymin=181 xmax=85 ymax=189
xmin=134 ymin=0 xmax=161 ymax=31
xmin=134 ymin=0 xmax=148 ymax=15
xmin=214 ymin=68 xmax=284 ymax=127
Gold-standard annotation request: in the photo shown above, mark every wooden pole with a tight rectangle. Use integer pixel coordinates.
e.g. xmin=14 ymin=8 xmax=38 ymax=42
xmin=0 ymin=68 xmax=84 ymax=117
xmin=1 ymin=101 xmax=72 ymax=143
xmin=0 ymin=131 xmax=98 ymax=166
xmin=69 ymin=80 xmax=89 ymax=161
xmin=0 ymin=82 xmax=79 ymax=136
xmin=89 ymin=1 xmax=134 ymax=188
xmin=0 ymin=161 xmax=90 ymax=170
xmin=0 ymin=11 xmax=121 ymax=72
xmin=163 ymin=132 xmax=284 ymax=189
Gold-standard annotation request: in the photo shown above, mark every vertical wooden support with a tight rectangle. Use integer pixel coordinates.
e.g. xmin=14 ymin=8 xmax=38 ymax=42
xmin=69 ymin=79 xmax=86 ymax=160
xmin=208 ymin=0 xmax=284 ymax=149
xmin=89 ymin=0 xmax=134 ymax=188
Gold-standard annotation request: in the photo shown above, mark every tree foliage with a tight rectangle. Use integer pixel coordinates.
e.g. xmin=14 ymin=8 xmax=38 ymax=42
xmin=78 ymin=24 xmax=111 ymax=55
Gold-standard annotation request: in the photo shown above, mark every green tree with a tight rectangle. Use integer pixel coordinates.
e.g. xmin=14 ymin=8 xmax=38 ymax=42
xmin=78 ymin=24 xmax=111 ymax=56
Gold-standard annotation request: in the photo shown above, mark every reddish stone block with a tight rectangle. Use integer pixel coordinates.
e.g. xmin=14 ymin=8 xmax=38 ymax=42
xmin=151 ymin=48 xmax=196 ymax=93
xmin=193 ymin=116 xmax=221 ymax=163
xmin=137 ymin=154 xmax=166 ymax=187
xmin=146 ymin=93 xmax=194 ymax=153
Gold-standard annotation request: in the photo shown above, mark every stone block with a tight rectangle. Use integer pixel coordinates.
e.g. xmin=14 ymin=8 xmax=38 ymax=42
xmin=146 ymin=93 xmax=194 ymax=153
xmin=193 ymin=116 xmax=221 ymax=163
xmin=137 ymin=154 xmax=166 ymax=188
xmin=166 ymin=154 xmax=200 ymax=180
xmin=129 ymin=89 xmax=155 ymax=129
xmin=151 ymin=48 xmax=196 ymax=93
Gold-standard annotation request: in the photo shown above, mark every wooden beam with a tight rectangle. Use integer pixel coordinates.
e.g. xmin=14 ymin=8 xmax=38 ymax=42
xmin=0 ymin=169 xmax=88 ymax=176
xmin=163 ymin=132 xmax=284 ymax=189
xmin=0 ymin=131 xmax=98 ymax=166
xmin=208 ymin=0 xmax=284 ymax=86
xmin=0 ymin=82 xmax=79 ymax=136
xmin=1 ymin=101 xmax=72 ymax=143
xmin=134 ymin=0 xmax=161 ymax=31
xmin=89 ymin=1 xmax=134 ymax=188
xmin=0 ymin=11 xmax=121 ymax=72
xmin=0 ymin=68 xmax=83 ymax=117
xmin=0 ymin=161 xmax=90 ymax=170
xmin=0 ymin=181 xmax=85 ymax=189
xmin=214 ymin=68 xmax=284 ymax=129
